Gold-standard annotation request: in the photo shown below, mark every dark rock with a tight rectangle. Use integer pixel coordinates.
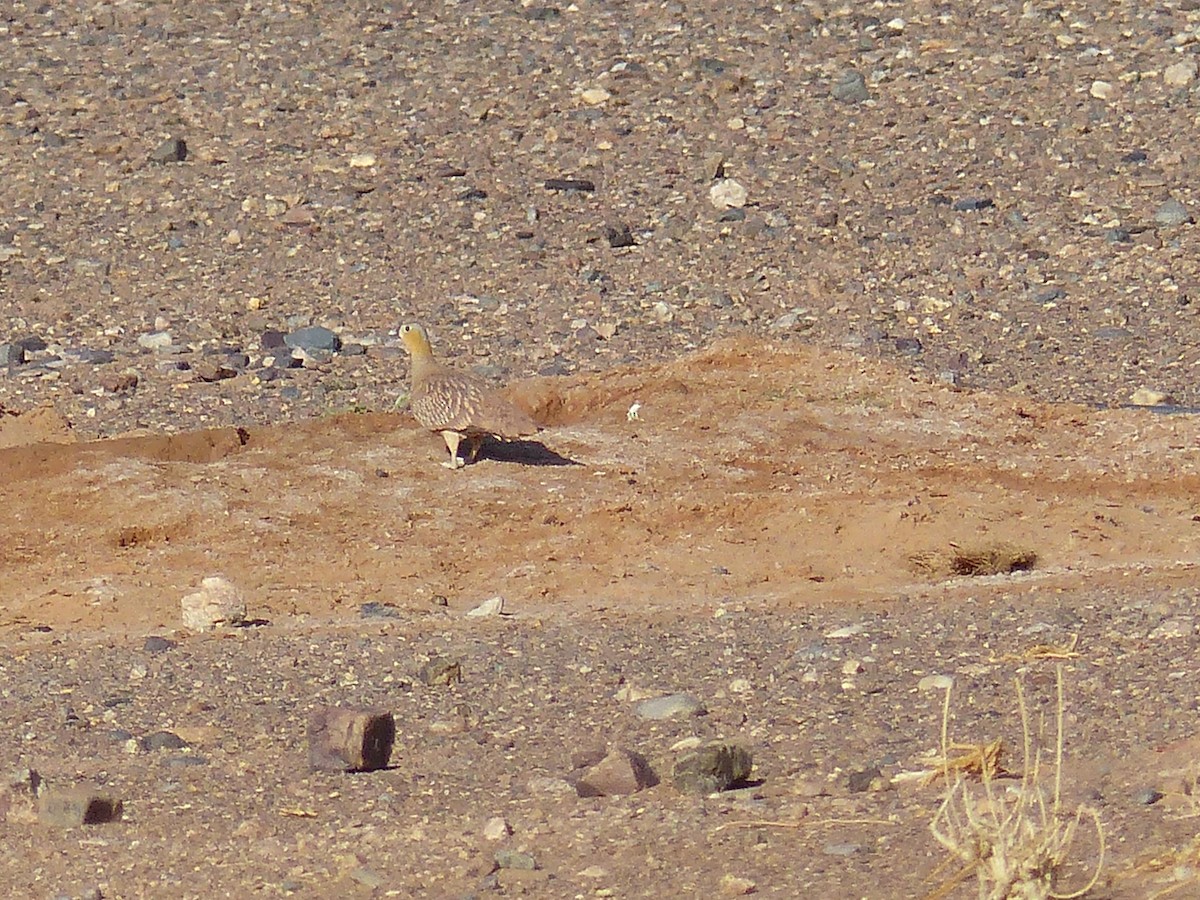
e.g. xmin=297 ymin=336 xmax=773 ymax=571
xmin=17 ymin=335 xmax=48 ymax=353
xmin=494 ymin=850 xmax=537 ymax=871
xmin=605 ymin=223 xmax=635 ymax=248
xmin=359 ymin=601 xmax=401 ymax=619
xmin=418 ymin=656 xmax=464 ymax=686
xmin=261 ymin=329 xmax=287 ymax=349
xmin=893 ymin=337 xmax=923 ymax=355
xmin=142 ymin=636 xmax=177 ymax=654
xmin=307 ymin=707 xmax=395 ymax=772
xmin=140 ymin=731 xmax=189 ymax=751
xmin=75 ymin=349 xmax=116 ymax=365
xmin=0 ymin=343 xmax=25 ymax=366
xmin=952 ymin=197 xmax=994 ymax=211
xmin=149 ymin=136 xmax=187 ymax=164
xmin=672 ymin=742 xmax=753 ymax=794
xmin=545 ymin=178 xmax=596 ymax=192
xmin=847 ymin=766 xmax=881 ymax=793
xmin=1135 ymin=787 xmax=1164 ymax=806
xmin=193 ymin=361 xmax=238 ymax=382
xmin=98 ymin=371 xmax=138 ymax=394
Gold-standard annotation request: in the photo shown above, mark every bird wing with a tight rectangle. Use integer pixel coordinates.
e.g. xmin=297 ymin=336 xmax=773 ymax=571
xmin=412 ymin=370 xmax=539 ymax=437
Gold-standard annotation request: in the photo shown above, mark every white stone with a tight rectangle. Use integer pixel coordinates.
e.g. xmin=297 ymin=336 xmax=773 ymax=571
xmin=466 ymin=595 xmax=505 ymax=617
xmin=482 ymin=816 xmax=512 ymax=840
xmin=349 ymin=153 xmax=377 ymax=168
xmin=918 ymin=674 xmax=954 ymax=692
xmin=1129 ymin=387 xmax=1173 ymax=407
xmin=580 ymin=87 xmax=610 ymax=105
xmin=1165 ymin=59 xmax=1198 ymax=87
xmin=709 ymin=178 xmax=748 ymax=210
xmin=180 ymin=576 xmax=247 ymax=631
xmin=1089 ymin=80 xmax=1114 ymax=100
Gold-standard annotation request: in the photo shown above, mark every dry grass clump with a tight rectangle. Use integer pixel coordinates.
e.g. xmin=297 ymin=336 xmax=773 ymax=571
xmin=912 ymin=543 xmax=1038 ymax=578
xmin=925 ymin=668 xmax=1104 ymax=900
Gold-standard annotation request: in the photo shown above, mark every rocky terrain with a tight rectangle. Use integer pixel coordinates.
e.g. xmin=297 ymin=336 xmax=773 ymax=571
xmin=5 ymin=1 xmax=1200 ymax=897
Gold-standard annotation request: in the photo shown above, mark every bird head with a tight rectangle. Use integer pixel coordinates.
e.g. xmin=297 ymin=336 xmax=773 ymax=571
xmin=399 ymin=323 xmax=433 ymax=357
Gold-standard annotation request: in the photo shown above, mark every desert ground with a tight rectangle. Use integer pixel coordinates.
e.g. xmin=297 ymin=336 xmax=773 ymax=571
xmin=5 ymin=1 xmax=1200 ymax=897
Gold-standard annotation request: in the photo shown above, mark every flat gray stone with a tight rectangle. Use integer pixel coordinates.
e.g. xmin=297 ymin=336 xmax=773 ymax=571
xmin=672 ymin=742 xmax=753 ymax=794
xmin=633 ymin=693 xmax=707 ymax=720
xmin=284 ymin=326 xmax=341 ymax=352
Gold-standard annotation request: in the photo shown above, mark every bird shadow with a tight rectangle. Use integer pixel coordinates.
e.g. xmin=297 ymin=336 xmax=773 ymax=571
xmin=479 ymin=437 xmax=580 ymax=467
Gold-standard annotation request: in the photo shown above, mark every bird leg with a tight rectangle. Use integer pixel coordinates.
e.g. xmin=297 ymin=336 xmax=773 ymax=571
xmin=466 ymin=434 xmax=485 ymax=464
xmin=440 ymin=430 xmax=466 ymax=469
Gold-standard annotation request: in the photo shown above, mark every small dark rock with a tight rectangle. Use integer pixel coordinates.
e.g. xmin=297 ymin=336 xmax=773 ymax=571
xmin=418 ymin=656 xmax=464 ymax=686
xmin=1120 ymin=149 xmax=1148 ymax=163
xmin=545 ymin=178 xmax=596 ymax=192
xmin=98 ymin=371 xmax=138 ymax=394
xmin=831 ymin=70 xmax=870 ymax=103
xmin=847 ymin=767 xmax=882 ymax=793
xmin=76 ymin=349 xmax=116 ymax=365
xmin=893 ymin=337 xmax=923 ymax=355
xmin=1135 ymin=787 xmax=1164 ymax=806
xmin=605 ymin=223 xmax=635 ymax=248
xmin=672 ymin=742 xmax=753 ymax=794
xmin=359 ymin=601 xmax=401 ymax=619
xmin=149 ymin=136 xmax=187 ymax=164
xmin=0 ymin=343 xmax=25 ymax=366
xmin=1032 ymin=287 xmax=1065 ymax=304
xmin=952 ymin=197 xmax=994 ymax=211
xmin=140 ymin=731 xmax=189 ymax=752
xmin=457 ymin=187 xmax=488 ymax=201
xmin=261 ymin=329 xmax=287 ymax=349
xmin=142 ymin=636 xmax=177 ymax=654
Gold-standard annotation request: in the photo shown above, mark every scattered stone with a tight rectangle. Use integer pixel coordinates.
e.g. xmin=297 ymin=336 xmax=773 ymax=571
xmin=580 ymin=87 xmax=611 ymax=105
xmin=0 ymin=769 xmax=41 ymax=824
xmin=952 ymin=197 xmax=994 ymax=211
xmin=98 ymin=370 xmax=138 ymax=393
xmin=709 ymin=178 xmax=748 ymax=210
xmin=672 ymin=742 xmax=752 ymax=794
xmin=483 ymin=816 xmax=512 ymax=840
xmin=139 ymin=730 xmax=189 ymax=752
xmin=917 ymin=674 xmax=953 ymax=692
xmin=38 ymin=788 xmax=123 ymax=826
xmin=605 ymin=222 xmax=635 ymax=248
xmin=634 ymin=693 xmax=707 ymax=720
xmin=495 ymin=850 xmax=537 ymax=871
xmin=719 ymin=874 xmax=758 ymax=896
xmin=137 ymin=331 xmax=173 ymax=351
xmin=149 ymin=136 xmax=187 ymax=163
xmin=307 ymin=707 xmax=396 ymax=772
xmin=847 ymin=767 xmax=882 ymax=793
xmin=418 ymin=656 xmax=464 ymax=686
xmin=284 ymin=326 xmax=341 ymax=352
xmin=576 ymin=748 xmax=659 ymax=797
xmin=0 ymin=343 xmax=25 ymax=366
xmin=1129 ymin=387 xmax=1174 ymax=407
xmin=832 ymin=70 xmax=870 ymax=103
xmin=1135 ymin=787 xmax=1164 ymax=806
xmin=180 ymin=576 xmax=247 ymax=631
xmin=1165 ymin=59 xmax=1198 ymax=87
xmin=466 ymin=596 xmax=505 ymax=617
xmin=1154 ymin=198 xmax=1193 ymax=226
xmin=545 ymin=177 xmax=596 ymax=192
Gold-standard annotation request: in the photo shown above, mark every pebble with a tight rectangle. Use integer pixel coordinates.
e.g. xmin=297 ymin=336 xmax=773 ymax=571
xmin=494 ymin=850 xmax=537 ymax=871
xmin=823 ymin=843 xmax=863 ymax=857
xmin=709 ymin=178 xmax=748 ymax=210
xmin=139 ymin=730 xmax=189 ymax=751
xmin=841 ymin=659 xmax=864 ymax=676
xmin=137 ymin=331 xmax=173 ymax=351
xmin=483 ymin=817 xmax=512 ymax=841
xmin=1155 ymin=198 xmax=1193 ymax=226
xmin=0 ymin=343 xmax=25 ymax=366
xmin=418 ymin=656 xmax=464 ymax=686
xmin=719 ymin=874 xmax=758 ymax=896
xmin=348 ymin=153 xmax=376 ymax=168
xmin=633 ymin=693 xmax=707 ymax=720
xmin=605 ymin=222 xmax=635 ymax=248
xmin=359 ymin=601 xmax=401 ymax=619
xmin=466 ymin=595 xmax=505 ymax=617
xmin=284 ymin=326 xmax=341 ymax=352
xmin=99 ymin=371 xmax=138 ymax=394
xmin=148 ymin=136 xmax=187 ymax=163
xmin=672 ymin=742 xmax=753 ymax=794
xmin=142 ymin=636 xmax=177 ymax=654
xmin=825 ymin=623 xmax=866 ymax=639
xmin=580 ymin=87 xmax=611 ymax=105
xmin=917 ymin=674 xmax=953 ymax=692
xmin=545 ymin=177 xmax=596 ymax=192
xmin=1089 ymin=80 xmax=1114 ymax=100
xmin=1165 ymin=59 xmax=1198 ymax=87
xmin=952 ymin=197 xmax=994 ymax=212
xmin=38 ymin=788 xmax=123 ymax=826
xmin=576 ymin=748 xmax=659 ymax=797
xmin=832 ymin=70 xmax=870 ymax=103
xmin=847 ymin=767 xmax=882 ymax=793
xmin=1129 ymin=387 xmax=1174 ymax=407
xmin=1135 ymin=788 xmax=1164 ymax=806
xmin=180 ymin=576 xmax=247 ymax=631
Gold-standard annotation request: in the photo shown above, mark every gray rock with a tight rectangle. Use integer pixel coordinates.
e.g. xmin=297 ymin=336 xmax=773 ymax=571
xmin=1135 ymin=787 xmax=1164 ymax=806
xmin=284 ymin=326 xmax=341 ymax=352
xmin=823 ymin=843 xmax=863 ymax=857
xmin=307 ymin=707 xmax=396 ymax=772
xmin=37 ymin=788 xmax=123 ymax=826
xmin=634 ymin=693 xmax=707 ymax=720
xmin=952 ymin=197 xmax=994 ymax=212
xmin=149 ymin=136 xmax=187 ymax=163
xmin=359 ymin=601 xmax=401 ymax=619
xmin=832 ymin=70 xmax=870 ymax=103
xmin=137 ymin=331 xmax=173 ymax=351
xmin=847 ymin=766 xmax=881 ymax=793
xmin=418 ymin=656 xmax=464 ymax=686
xmin=495 ymin=850 xmax=537 ymax=871
xmin=672 ymin=742 xmax=753 ymax=794
xmin=1154 ymin=198 xmax=1192 ymax=226
xmin=0 ymin=343 xmax=25 ymax=366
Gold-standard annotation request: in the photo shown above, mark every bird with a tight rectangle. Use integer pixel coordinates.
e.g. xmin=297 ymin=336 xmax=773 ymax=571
xmin=398 ymin=322 xmax=541 ymax=468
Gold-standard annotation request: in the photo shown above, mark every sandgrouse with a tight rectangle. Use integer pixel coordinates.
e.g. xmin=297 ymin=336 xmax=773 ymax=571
xmin=399 ymin=322 xmax=540 ymax=468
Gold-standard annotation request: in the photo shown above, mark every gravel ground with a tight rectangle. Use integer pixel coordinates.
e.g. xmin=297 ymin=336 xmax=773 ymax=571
xmin=6 ymin=2 xmax=1200 ymax=898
